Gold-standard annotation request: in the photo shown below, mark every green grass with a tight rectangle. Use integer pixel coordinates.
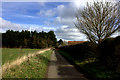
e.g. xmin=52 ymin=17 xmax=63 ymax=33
xmin=2 ymin=50 xmax=52 ymax=78
xmin=58 ymin=50 xmax=120 ymax=79
xmin=2 ymin=48 xmax=40 ymax=65
xmin=77 ymin=62 xmax=119 ymax=79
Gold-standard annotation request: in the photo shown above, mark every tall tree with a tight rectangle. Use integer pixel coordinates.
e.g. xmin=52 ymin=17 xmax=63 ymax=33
xmin=48 ymin=31 xmax=57 ymax=46
xmin=2 ymin=30 xmax=57 ymax=48
xmin=74 ymin=1 xmax=120 ymax=44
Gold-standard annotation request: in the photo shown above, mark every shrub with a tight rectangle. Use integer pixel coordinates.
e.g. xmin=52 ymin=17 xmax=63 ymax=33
xmin=59 ymin=42 xmax=97 ymax=61
xmin=98 ymin=36 xmax=120 ymax=72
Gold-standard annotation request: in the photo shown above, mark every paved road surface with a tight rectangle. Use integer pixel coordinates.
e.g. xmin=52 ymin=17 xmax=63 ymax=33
xmin=46 ymin=50 xmax=88 ymax=80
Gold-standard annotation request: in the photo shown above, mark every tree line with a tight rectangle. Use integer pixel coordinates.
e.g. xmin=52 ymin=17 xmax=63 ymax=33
xmin=2 ymin=30 xmax=57 ymax=49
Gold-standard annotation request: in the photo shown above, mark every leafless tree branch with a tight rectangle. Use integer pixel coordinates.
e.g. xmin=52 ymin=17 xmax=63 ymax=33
xmin=74 ymin=1 xmax=120 ymax=44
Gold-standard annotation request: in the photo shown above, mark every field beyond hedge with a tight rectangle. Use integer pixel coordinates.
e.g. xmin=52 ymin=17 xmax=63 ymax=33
xmin=2 ymin=50 xmax=52 ymax=78
xmin=2 ymin=48 xmax=40 ymax=65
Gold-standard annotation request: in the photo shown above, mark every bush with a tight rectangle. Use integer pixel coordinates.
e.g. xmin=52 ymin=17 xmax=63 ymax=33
xmin=58 ymin=42 xmax=97 ymax=61
xmin=98 ymin=36 xmax=120 ymax=72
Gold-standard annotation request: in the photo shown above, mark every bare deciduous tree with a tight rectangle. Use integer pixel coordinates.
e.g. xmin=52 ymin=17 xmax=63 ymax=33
xmin=74 ymin=1 xmax=120 ymax=44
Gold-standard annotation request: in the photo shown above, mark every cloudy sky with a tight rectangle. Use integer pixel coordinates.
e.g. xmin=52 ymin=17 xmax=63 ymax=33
xmin=1 ymin=0 xmax=120 ymax=41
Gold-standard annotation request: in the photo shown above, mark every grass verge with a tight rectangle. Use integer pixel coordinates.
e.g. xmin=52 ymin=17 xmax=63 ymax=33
xmin=58 ymin=50 xmax=120 ymax=80
xmin=2 ymin=48 xmax=40 ymax=65
xmin=2 ymin=50 xmax=52 ymax=78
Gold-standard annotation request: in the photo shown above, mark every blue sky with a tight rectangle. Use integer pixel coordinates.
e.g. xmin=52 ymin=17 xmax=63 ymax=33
xmin=1 ymin=1 xmax=86 ymax=41
xmin=1 ymin=0 xmax=119 ymax=41
xmin=2 ymin=2 xmax=68 ymax=26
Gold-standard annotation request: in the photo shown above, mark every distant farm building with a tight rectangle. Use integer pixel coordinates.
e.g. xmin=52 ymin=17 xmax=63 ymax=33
xmin=68 ymin=41 xmax=87 ymax=45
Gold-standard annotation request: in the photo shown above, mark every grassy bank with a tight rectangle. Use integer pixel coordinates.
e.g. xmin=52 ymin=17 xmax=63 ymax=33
xmin=2 ymin=50 xmax=52 ymax=78
xmin=58 ymin=50 xmax=120 ymax=80
xmin=2 ymin=48 xmax=40 ymax=65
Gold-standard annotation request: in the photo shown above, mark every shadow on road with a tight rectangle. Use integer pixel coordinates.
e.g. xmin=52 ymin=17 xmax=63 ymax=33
xmin=47 ymin=50 xmax=88 ymax=80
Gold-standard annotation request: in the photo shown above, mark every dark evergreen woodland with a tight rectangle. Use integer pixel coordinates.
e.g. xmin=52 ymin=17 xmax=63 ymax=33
xmin=2 ymin=30 xmax=57 ymax=49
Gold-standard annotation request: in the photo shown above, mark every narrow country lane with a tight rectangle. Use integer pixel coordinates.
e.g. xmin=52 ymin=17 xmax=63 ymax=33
xmin=46 ymin=50 xmax=88 ymax=80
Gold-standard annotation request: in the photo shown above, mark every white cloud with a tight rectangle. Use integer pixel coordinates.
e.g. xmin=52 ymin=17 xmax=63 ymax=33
xmin=54 ymin=17 xmax=76 ymax=25
xmin=111 ymin=32 xmax=120 ymax=37
xmin=56 ymin=4 xmax=77 ymax=18
xmin=39 ymin=2 xmax=46 ymax=6
xmin=55 ymin=25 xmax=87 ymax=41
xmin=71 ymin=0 xmax=86 ymax=8
xmin=21 ymin=15 xmax=37 ymax=18
xmin=55 ymin=25 xmax=120 ymax=41
xmin=0 ymin=17 xmax=56 ymax=33
xmin=72 ymin=0 xmax=117 ymax=8
xmin=44 ymin=21 xmax=51 ymax=26
xmin=53 ymin=3 xmax=85 ymax=41
xmin=38 ymin=9 xmax=56 ymax=17
xmin=56 ymin=5 xmax=76 ymax=18
xmin=20 ymin=24 xmax=56 ymax=32
xmin=13 ymin=14 xmax=37 ymax=18
xmin=0 ymin=17 xmax=22 ymax=33
xmin=53 ymin=4 xmax=77 ymax=27
xmin=53 ymin=0 xmax=119 ymax=41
